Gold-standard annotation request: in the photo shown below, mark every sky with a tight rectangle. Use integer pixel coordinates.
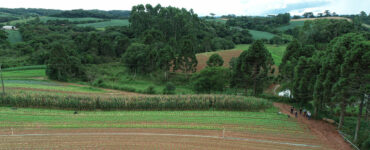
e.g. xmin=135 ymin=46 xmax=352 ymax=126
xmin=0 ymin=0 xmax=368 ymax=16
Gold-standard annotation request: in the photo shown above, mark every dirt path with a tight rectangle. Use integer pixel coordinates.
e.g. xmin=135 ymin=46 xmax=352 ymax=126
xmin=274 ymin=103 xmax=352 ymax=150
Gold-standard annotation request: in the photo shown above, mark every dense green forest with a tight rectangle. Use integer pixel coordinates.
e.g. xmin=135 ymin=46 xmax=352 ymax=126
xmin=0 ymin=5 xmax=370 ymax=148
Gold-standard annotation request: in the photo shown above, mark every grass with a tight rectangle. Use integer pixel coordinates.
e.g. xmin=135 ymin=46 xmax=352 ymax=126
xmin=4 ymin=30 xmax=22 ymax=43
xmin=248 ymin=30 xmax=276 ymax=40
xmin=77 ymin=19 xmax=129 ymax=28
xmin=39 ymin=16 xmax=103 ymax=22
xmin=277 ymin=21 xmax=305 ymax=31
xmin=2 ymin=65 xmax=46 ymax=71
xmin=0 ymin=106 xmax=303 ymax=132
xmin=3 ymin=81 xmax=105 ymax=93
xmin=2 ymin=69 xmax=46 ymax=79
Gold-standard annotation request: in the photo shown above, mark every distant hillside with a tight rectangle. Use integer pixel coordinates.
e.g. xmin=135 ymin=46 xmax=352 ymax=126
xmin=51 ymin=9 xmax=130 ymax=19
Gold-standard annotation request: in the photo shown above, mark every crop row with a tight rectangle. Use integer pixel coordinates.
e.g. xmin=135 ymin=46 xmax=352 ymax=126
xmin=0 ymin=94 xmax=271 ymax=111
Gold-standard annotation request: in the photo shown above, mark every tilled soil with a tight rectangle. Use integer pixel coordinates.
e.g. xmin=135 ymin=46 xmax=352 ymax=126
xmin=0 ymin=128 xmax=324 ymax=150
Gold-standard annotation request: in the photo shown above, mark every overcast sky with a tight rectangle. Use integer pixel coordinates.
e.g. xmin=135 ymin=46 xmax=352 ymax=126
xmin=0 ymin=0 xmax=368 ymax=16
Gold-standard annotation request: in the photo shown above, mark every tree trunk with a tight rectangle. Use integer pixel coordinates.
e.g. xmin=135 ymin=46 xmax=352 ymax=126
xmin=164 ymin=71 xmax=168 ymax=81
xmin=338 ymin=100 xmax=346 ymax=130
xmin=354 ymin=97 xmax=365 ymax=143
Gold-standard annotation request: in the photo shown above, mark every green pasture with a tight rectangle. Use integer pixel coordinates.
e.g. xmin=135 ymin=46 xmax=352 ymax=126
xmin=249 ymin=30 xmax=276 ymax=40
xmin=39 ymin=16 xmax=103 ymax=22
xmin=4 ymin=30 xmax=22 ymax=43
xmin=2 ymin=69 xmax=45 ymax=79
xmin=77 ymin=19 xmax=129 ymax=28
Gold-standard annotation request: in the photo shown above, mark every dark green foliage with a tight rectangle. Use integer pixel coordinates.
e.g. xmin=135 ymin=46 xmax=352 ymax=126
xmin=146 ymin=86 xmax=156 ymax=94
xmin=46 ymin=42 xmax=85 ymax=81
xmin=226 ymin=13 xmax=290 ymax=32
xmin=298 ymin=19 xmax=354 ymax=46
xmin=0 ymin=93 xmax=272 ymax=111
xmin=207 ymin=54 xmax=224 ymax=67
xmin=211 ymin=37 xmax=235 ymax=50
xmin=362 ymin=139 xmax=370 ymax=150
xmin=232 ymin=41 xmax=273 ymax=95
xmin=121 ymin=43 xmax=150 ymax=73
xmin=191 ymin=67 xmax=230 ymax=93
xmin=51 ymin=9 xmax=130 ymax=19
xmin=0 ymin=16 xmax=18 ymax=23
xmin=0 ymin=30 xmax=8 ymax=47
xmin=0 ymin=8 xmax=62 ymax=16
xmin=163 ymin=82 xmax=176 ymax=94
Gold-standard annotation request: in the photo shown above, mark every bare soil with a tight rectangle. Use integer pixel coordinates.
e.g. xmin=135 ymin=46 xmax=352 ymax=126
xmin=0 ymin=128 xmax=324 ymax=150
xmin=274 ymin=103 xmax=353 ymax=150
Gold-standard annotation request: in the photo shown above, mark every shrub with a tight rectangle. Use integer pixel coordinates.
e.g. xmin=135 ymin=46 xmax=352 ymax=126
xmin=207 ymin=54 xmax=224 ymax=67
xmin=191 ymin=67 xmax=230 ymax=93
xmin=163 ymin=82 xmax=176 ymax=94
xmin=146 ymin=86 xmax=156 ymax=94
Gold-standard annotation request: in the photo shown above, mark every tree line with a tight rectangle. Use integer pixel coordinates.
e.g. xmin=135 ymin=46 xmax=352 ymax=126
xmin=279 ymin=18 xmax=370 ymax=146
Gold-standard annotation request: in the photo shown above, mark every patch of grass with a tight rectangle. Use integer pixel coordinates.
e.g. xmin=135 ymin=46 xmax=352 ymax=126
xmin=265 ymin=45 xmax=286 ymax=66
xmin=248 ymin=30 xmax=276 ymax=40
xmin=2 ymin=69 xmax=46 ymax=79
xmin=2 ymin=65 xmax=46 ymax=71
xmin=39 ymin=16 xmax=103 ymax=22
xmin=277 ymin=21 xmax=305 ymax=31
xmin=0 ymin=106 xmax=303 ymax=132
xmin=3 ymin=81 xmax=105 ymax=93
xmin=4 ymin=30 xmax=22 ymax=43
xmin=77 ymin=19 xmax=129 ymax=28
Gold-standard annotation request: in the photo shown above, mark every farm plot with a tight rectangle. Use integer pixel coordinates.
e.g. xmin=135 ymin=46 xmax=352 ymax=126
xmin=196 ymin=44 xmax=286 ymax=71
xmin=0 ymin=107 xmax=327 ymax=149
xmin=249 ymin=30 xmax=276 ymax=40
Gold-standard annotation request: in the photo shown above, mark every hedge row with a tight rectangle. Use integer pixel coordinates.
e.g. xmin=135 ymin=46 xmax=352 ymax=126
xmin=0 ymin=94 xmax=271 ymax=111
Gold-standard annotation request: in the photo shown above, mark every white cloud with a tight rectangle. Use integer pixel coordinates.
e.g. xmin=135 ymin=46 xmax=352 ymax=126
xmin=0 ymin=0 xmax=368 ymax=16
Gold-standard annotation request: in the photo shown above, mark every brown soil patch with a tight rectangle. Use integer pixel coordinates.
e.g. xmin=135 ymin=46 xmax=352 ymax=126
xmin=274 ymin=103 xmax=352 ymax=150
xmin=0 ymin=128 xmax=324 ymax=150
xmin=196 ymin=50 xmax=243 ymax=71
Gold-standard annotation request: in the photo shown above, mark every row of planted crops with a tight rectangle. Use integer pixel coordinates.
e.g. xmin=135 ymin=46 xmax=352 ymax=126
xmin=0 ymin=93 xmax=271 ymax=111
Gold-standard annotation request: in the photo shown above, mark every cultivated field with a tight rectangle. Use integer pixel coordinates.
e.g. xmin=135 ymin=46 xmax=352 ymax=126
xmin=196 ymin=44 xmax=286 ymax=71
xmin=248 ymin=29 xmax=276 ymax=40
xmin=0 ymin=107 xmax=329 ymax=149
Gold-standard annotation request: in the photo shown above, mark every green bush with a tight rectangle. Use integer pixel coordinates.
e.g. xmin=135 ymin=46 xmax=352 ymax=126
xmin=0 ymin=93 xmax=272 ymax=111
xmin=163 ymin=82 xmax=176 ymax=94
xmin=146 ymin=86 xmax=156 ymax=94
xmin=191 ymin=67 xmax=230 ymax=93
xmin=362 ymin=139 xmax=370 ymax=150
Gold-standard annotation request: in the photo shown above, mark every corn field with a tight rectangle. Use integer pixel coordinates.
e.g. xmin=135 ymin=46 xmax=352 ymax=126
xmin=0 ymin=93 xmax=272 ymax=111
